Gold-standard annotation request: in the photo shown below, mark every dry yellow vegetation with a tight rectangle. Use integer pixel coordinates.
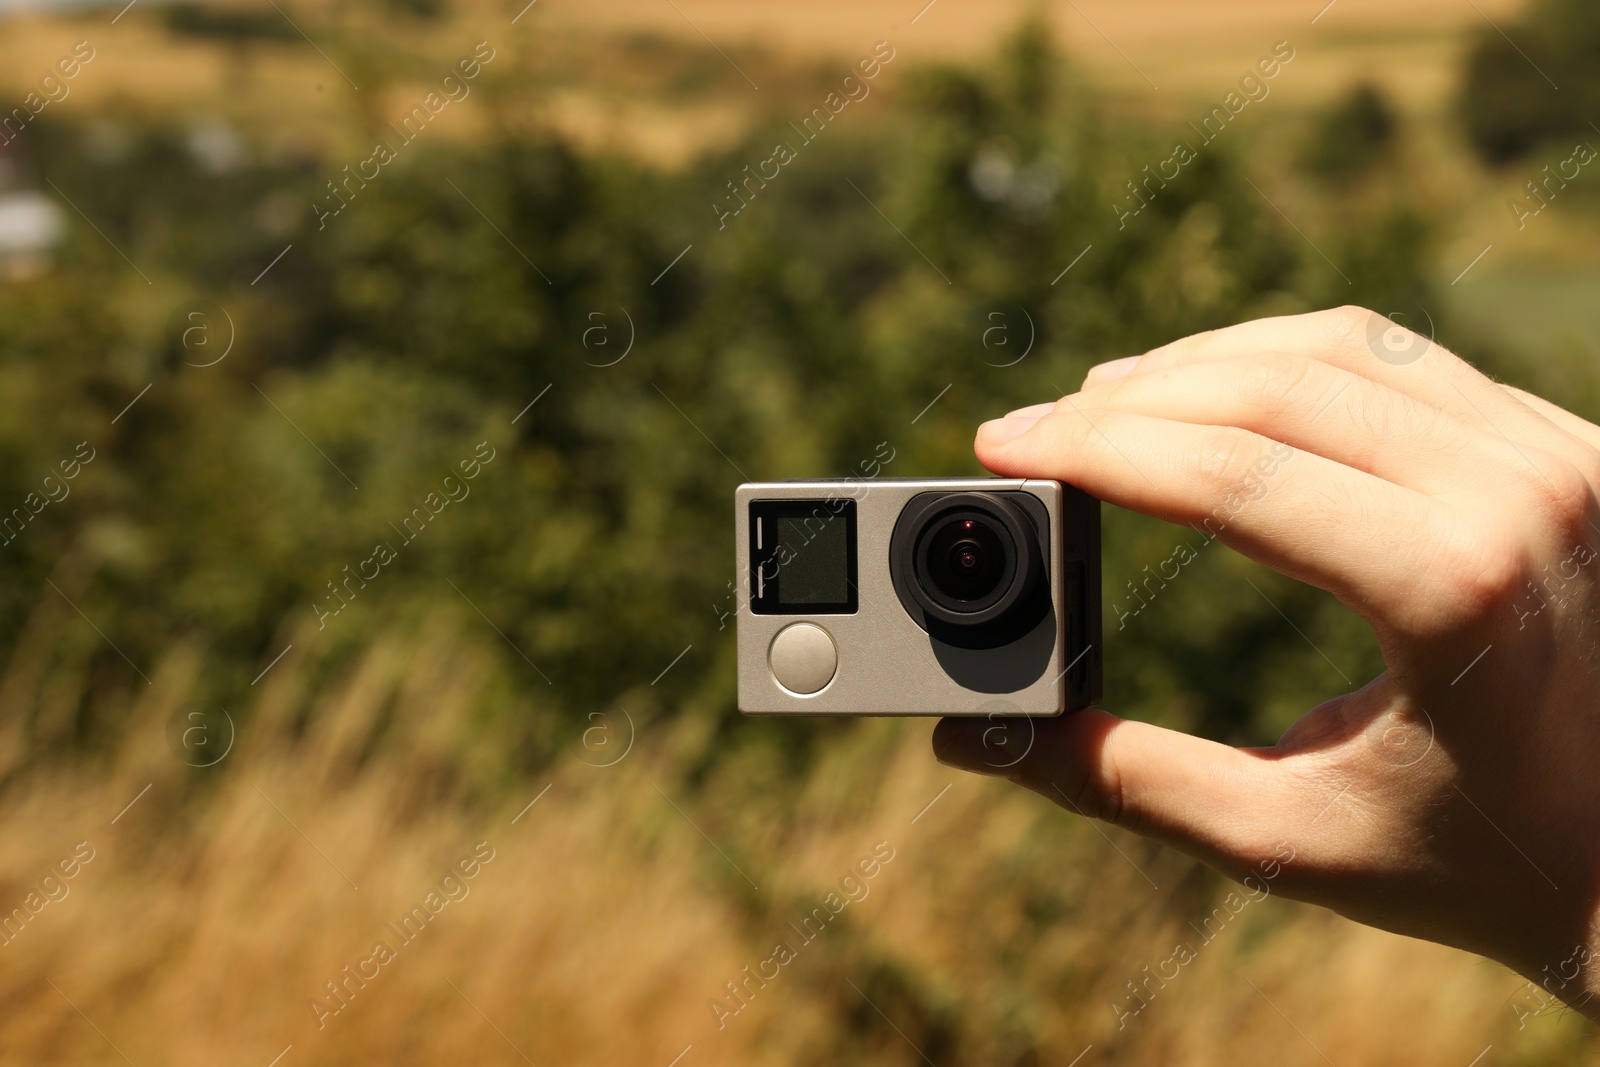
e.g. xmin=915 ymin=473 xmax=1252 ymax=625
xmin=0 ymin=584 xmax=1586 ymax=1065
xmin=0 ymin=0 xmax=1532 ymax=171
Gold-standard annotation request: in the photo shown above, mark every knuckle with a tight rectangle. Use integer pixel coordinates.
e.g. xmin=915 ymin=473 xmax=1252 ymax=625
xmin=1570 ymin=444 xmax=1600 ymax=498
xmin=1048 ymin=403 xmax=1122 ymax=458
xmin=1057 ymin=750 xmax=1125 ymax=827
xmin=1041 ymin=404 xmax=1094 ymax=447
xmin=1433 ymin=531 xmax=1526 ymax=624
xmin=1192 ymin=428 xmax=1261 ymax=495
xmin=1322 ymin=304 xmax=1379 ymax=346
xmin=1050 ymin=395 xmax=1081 ymax=419
xmin=1518 ymin=454 xmax=1594 ymax=541
xmin=1348 ymin=386 xmax=1409 ymax=443
xmin=1328 ymin=303 xmax=1375 ymax=320
xmin=1238 ymin=352 xmax=1314 ymax=414
xmin=1094 ymin=739 xmax=1127 ymax=826
xmin=1045 ymin=709 xmax=1128 ymax=829
xmin=1062 ymin=769 xmax=1111 ymax=823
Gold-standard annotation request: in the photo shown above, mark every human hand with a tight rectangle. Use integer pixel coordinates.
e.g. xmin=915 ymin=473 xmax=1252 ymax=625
xmin=933 ymin=306 xmax=1600 ymax=1017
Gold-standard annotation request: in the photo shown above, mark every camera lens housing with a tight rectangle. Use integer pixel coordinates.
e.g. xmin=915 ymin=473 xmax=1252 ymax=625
xmin=890 ymin=491 xmax=1050 ymax=650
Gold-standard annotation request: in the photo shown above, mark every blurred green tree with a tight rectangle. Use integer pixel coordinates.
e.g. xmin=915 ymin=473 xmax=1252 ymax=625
xmin=1459 ymin=0 xmax=1600 ymax=163
xmin=1299 ymin=82 xmax=1398 ymax=183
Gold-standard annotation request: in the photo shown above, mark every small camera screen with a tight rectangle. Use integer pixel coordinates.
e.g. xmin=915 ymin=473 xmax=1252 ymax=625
xmin=776 ymin=516 xmax=848 ymax=604
xmin=748 ymin=499 xmax=857 ymax=615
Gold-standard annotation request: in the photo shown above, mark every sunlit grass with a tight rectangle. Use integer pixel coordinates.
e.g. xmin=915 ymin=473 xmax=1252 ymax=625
xmin=0 ymin=605 xmax=1585 ymax=1065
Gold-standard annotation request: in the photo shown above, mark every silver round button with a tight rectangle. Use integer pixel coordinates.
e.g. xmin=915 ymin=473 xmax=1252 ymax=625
xmin=769 ymin=623 xmax=838 ymax=696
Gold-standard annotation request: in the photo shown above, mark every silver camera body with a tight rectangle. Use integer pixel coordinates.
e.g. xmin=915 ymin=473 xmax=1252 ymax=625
xmin=735 ymin=478 xmax=1101 ymax=717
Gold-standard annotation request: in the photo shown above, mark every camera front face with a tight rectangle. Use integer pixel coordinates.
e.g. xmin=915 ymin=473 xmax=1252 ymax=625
xmin=736 ymin=478 xmax=1101 ymax=717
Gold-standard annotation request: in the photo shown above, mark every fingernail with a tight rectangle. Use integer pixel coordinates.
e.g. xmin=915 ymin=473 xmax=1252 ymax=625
xmin=1085 ymin=355 xmax=1141 ymax=385
xmin=977 ymin=415 xmax=1040 ymax=446
xmin=1004 ymin=402 xmax=1056 ymax=419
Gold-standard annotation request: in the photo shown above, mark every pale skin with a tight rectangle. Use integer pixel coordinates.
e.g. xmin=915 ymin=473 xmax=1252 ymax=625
xmin=932 ymin=306 xmax=1600 ymax=1019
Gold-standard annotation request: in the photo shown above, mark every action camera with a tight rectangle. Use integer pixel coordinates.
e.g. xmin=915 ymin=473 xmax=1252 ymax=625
xmin=735 ymin=478 xmax=1101 ymax=716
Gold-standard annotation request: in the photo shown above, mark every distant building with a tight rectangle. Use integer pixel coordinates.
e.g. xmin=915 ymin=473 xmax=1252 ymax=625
xmin=0 ymin=191 xmax=64 ymax=280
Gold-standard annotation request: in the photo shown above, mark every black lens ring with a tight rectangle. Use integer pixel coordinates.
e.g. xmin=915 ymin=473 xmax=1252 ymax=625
xmin=890 ymin=492 xmax=1044 ymax=630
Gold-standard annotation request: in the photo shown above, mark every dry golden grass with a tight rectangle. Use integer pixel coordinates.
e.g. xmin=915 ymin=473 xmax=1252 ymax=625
xmin=0 ymin=0 xmax=1534 ymax=172
xmin=0 ymin=581 xmax=1589 ymax=1065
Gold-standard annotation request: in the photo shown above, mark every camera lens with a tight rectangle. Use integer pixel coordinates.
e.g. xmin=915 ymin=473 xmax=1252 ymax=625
xmin=926 ymin=518 xmax=1007 ymax=602
xmin=889 ymin=490 xmax=1051 ymax=650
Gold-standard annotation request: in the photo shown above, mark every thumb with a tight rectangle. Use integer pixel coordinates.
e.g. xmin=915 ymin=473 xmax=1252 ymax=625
xmin=932 ymin=709 xmax=1296 ymax=876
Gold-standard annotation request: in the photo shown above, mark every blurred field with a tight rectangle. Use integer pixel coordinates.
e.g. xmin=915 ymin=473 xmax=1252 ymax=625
xmin=0 ymin=0 xmax=1528 ymax=165
xmin=0 ymin=0 xmax=1527 ymax=102
xmin=1 ymin=600 xmax=1589 ymax=1065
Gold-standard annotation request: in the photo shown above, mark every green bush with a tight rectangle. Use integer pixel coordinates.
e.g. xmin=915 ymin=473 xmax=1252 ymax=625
xmin=1299 ymin=82 xmax=1398 ymax=182
xmin=1459 ymin=0 xmax=1600 ymax=163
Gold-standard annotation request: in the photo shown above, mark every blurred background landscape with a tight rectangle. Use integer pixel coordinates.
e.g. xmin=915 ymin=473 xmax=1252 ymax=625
xmin=0 ymin=0 xmax=1598 ymax=1062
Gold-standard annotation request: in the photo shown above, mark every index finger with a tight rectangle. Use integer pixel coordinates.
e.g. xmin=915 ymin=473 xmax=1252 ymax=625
xmin=975 ymin=403 xmax=1483 ymax=640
